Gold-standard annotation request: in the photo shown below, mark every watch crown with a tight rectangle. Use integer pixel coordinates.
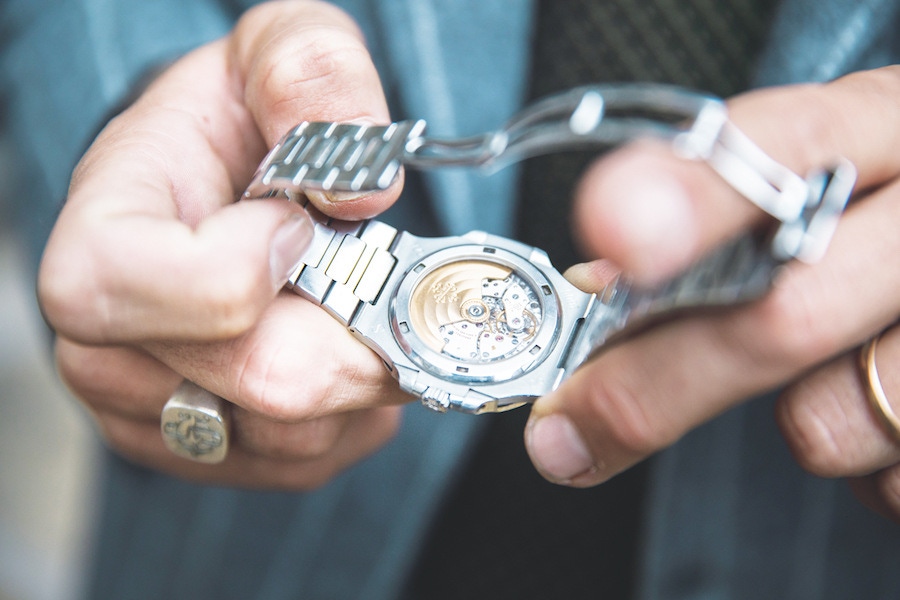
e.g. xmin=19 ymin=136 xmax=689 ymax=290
xmin=421 ymin=387 xmax=451 ymax=413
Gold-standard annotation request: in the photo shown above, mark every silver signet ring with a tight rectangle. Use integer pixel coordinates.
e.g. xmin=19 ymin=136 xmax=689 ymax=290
xmin=161 ymin=381 xmax=230 ymax=464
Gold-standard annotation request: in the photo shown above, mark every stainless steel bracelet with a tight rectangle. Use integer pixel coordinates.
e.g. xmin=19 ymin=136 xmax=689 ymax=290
xmin=246 ymin=83 xmax=858 ymax=402
xmin=285 ymin=202 xmax=398 ymax=325
xmin=562 ymin=231 xmax=782 ymax=371
xmin=244 ymin=83 xmax=855 ymax=265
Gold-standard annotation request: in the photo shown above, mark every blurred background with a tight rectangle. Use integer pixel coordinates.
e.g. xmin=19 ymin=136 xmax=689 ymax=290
xmin=0 ymin=137 xmax=98 ymax=599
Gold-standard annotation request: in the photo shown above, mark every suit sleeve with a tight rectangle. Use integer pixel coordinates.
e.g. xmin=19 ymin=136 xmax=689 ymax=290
xmin=0 ymin=0 xmax=236 ymax=266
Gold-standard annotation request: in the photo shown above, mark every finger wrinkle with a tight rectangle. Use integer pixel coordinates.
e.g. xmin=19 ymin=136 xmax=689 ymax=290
xmin=233 ymin=1 xmax=365 ymax=72
xmin=332 ymin=358 xmax=408 ymax=408
xmin=235 ymin=8 xmax=386 ymax=140
xmin=228 ymin=321 xmax=350 ymax=421
xmin=116 ymin=112 xmax=240 ymax=217
xmin=146 ymin=105 xmax=247 ymax=204
xmin=230 ymin=327 xmax=295 ymax=420
xmin=136 ymin=46 xmax=264 ymax=193
xmin=71 ymin=131 xmax=226 ymax=235
xmin=252 ymin=36 xmax=376 ymax=116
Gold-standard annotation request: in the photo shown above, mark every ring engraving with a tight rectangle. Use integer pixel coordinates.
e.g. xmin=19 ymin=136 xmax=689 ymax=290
xmin=161 ymin=381 xmax=230 ymax=464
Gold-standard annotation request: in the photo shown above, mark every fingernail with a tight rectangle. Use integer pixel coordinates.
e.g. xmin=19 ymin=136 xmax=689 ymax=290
xmin=526 ymin=413 xmax=597 ymax=485
xmin=269 ymin=213 xmax=314 ymax=289
xmin=615 ymin=173 xmax=696 ymax=283
xmin=305 ymin=189 xmax=370 ymax=205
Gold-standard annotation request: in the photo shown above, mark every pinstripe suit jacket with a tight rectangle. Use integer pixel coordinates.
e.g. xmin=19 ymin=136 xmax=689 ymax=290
xmin=2 ymin=0 xmax=899 ymax=598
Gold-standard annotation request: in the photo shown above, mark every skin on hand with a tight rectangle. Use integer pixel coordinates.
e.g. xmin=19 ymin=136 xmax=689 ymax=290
xmin=38 ymin=0 xmax=410 ymax=489
xmin=525 ymin=66 xmax=900 ymax=522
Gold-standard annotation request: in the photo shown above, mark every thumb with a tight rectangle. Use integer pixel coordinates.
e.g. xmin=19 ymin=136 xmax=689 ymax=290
xmin=40 ymin=196 xmax=313 ymax=344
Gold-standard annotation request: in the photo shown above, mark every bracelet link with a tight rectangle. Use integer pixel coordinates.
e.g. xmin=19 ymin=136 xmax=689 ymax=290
xmin=246 ymin=84 xmax=855 ymax=266
xmin=285 ymin=205 xmax=400 ymax=325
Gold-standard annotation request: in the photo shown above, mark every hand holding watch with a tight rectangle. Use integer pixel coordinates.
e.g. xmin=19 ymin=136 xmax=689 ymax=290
xmin=241 ymin=83 xmax=856 ymax=415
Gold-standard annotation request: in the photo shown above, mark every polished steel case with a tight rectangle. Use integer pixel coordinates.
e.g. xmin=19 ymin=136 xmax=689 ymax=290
xmin=349 ymin=230 xmax=596 ymax=414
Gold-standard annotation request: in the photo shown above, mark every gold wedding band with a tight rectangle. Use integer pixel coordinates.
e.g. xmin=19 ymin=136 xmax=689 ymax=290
xmin=161 ymin=381 xmax=231 ymax=463
xmin=860 ymin=333 xmax=900 ymax=444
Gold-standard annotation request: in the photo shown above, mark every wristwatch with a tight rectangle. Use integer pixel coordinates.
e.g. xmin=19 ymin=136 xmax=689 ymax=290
xmin=244 ymin=83 xmax=856 ymax=414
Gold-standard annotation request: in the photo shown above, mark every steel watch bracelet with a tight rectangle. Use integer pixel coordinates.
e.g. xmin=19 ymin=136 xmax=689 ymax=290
xmin=246 ymin=84 xmax=854 ymax=266
xmin=244 ymin=83 xmax=856 ymax=412
xmin=285 ymin=201 xmax=398 ymax=326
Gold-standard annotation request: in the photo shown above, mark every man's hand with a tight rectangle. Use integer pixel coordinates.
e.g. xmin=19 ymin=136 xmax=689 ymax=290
xmin=526 ymin=67 xmax=900 ymax=522
xmin=38 ymin=0 xmax=408 ymax=489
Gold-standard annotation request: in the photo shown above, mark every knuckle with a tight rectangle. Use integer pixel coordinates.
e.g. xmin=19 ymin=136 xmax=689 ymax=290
xmin=55 ymin=340 xmax=178 ymax=420
xmin=742 ymin=274 xmax=840 ymax=369
xmin=741 ymin=67 xmax=900 ymax=172
xmin=258 ymin=419 xmax=344 ymax=461
xmin=233 ymin=348 xmax=333 ymax=422
xmin=232 ymin=328 xmax=389 ymax=422
xmin=776 ymin=386 xmax=856 ymax=477
xmin=292 ymin=421 xmax=342 ymax=458
xmin=255 ymin=411 xmax=402 ymax=491
xmin=738 ymin=84 xmax=837 ymax=169
xmin=38 ymin=236 xmax=111 ymax=343
xmin=198 ymin=272 xmax=268 ymax=338
xmin=785 ymin=91 xmax=839 ymax=164
xmin=834 ymin=67 xmax=900 ymax=129
xmin=55 ymin=340 xmax=95 ymax=402
xmin=95 ymin=413 xmax=140 ymax=457
xmin=36 ymin=263 xmax=72 ymax=330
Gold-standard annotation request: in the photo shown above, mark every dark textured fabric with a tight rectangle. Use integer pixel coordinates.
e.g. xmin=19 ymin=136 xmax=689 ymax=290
xmin=404 ymin=0 xmax=778 ymax=598
xmin=516 ymin=0 xmax=780 ymax=270
xmin=400 ymin=409 xmax=649 ymax=600
xmin=527 ymin=0 xmax=778 ymax=98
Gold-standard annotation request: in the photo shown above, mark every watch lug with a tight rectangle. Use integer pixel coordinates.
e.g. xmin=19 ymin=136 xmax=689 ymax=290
xmin=528 ymin=247 xmax=552 ymax=268
xmin=394 ymin=363 xmax=426 ymax=395
xmin=461 ymin=230 xmax=489 ymax=244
